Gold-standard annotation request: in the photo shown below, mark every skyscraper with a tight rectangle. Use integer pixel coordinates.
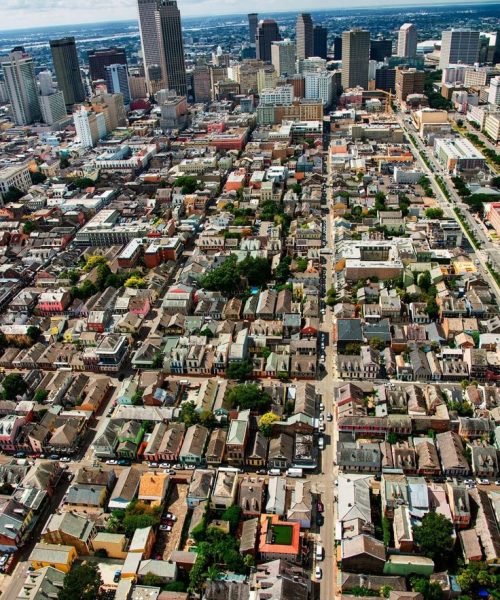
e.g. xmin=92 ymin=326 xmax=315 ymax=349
xmin=296 ymin=13 xmax=314 ymax=61
xmin=256 ymin=20 xmax=281 ymax=63
xmin=155 ymin=0 xmax=187 ymax=97
xmin=1 ymin=47 xmax=41 ymax=125
xmin=341 ymin=29 xmax=370 ymax=90
xmin=88 ymin=47 xmax=127 ymax=82
xmin=49 ymin=37 xmax=85 ymax=106
xmin=105 ymin=64 xmax=131 ymax=106
xmin=397 ymin=24 xmax=417 ymax=58
xmin=440 ymin=29 xmax=480 ymax=69
xmin=271 ymin=41 xmax=296 ymax=77
xmin=193 ymin=65 xmax=211 ymax=103
xmin=313 ymin=25 xmax=328 ymax=60
xmin=248 ymin=13 xmax=258 ymax=44
xmin=137 ymin=0 xmax=164 ymax=91
xmin=370 ymin=38 xmax=393 ymax=62
xmin=38 ymin=70 xmax=67 ymax=125
xmin=333 ymin=36 xmax=343 ymax=60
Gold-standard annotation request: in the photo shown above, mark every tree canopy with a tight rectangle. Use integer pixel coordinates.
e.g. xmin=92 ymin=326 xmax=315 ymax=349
xmin=413 ymin=511 xmax=454 ymax=566
xmin=227 ymin=384 xmax=272 ymax=412
xmin=425 ymin=207 xmax=444 ymax=219
xmin=226 ymin=361 xmax=253 ymax=382
xmin=174 ymin=175 xmax=199 ymax=194
xmin=200 ymin=255 xmax=272 ymax=293
xmin=58 ymin=562 xmax=103 ymax=600
xmin=1 ymin=373 xmax=28 ymax=400
xmin=259 ymin=412 xmax=280 ymax=436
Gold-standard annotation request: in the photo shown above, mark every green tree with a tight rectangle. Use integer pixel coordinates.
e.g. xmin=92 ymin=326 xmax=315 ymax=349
xmin=425 ymin=297 xmax=439 ymax=321
xmin=124 ymin=275 xmax=146 ymax=289
xmin=380 ymin=586 xmax=393 ymax=598
xmin=425 ymin=208 xmax=444 ymax=219
xmin=456 ymin=561 xmax=498 ymax=594
xmin=59 ymin=157 xmax=70 ymax=169
xmin=292 ymin=183 xmax=301 ymax=194
xmin=123 ymin=513 xmax=159 ymax=537
xmin=295 ymin=257 xmax=308 ymax=272
xmin=200 ymin=327 xmax=214 ymax=338
xmin=417 ymin=271 xmax=432 ymax=292
xmin=34 ymin=389 xmax=49 ymax=403
xmin=259 ymin=411 xmax=280 ymax=437
xmin=30 ymin=171 xmax=47 ymax=185
xmin=164 ymin=581 xmax=187 ymax=592
xmin=1 ymin=373 xmax=28 ymax=400
xmin=174 ymin=175 xmax=199 ymax=194
xmin=369 ymin=337 xmax=385 ymax=351
xmin=83 ymin=255 xmax=107 ymax=273
xmin=71 ymin=280 xmax=98 ymax=300
xmin=239 ymin=256 xmax=272 ymax=287
xmin=199 ymin=410 xmax=217 ymax=429
xmin=201 ymin=255 xmax=240 ymax=294
xmin=179 ymin=401 xmax=200 ymax=427
xmin=27 ymin=325 xmax=41 ymax=341
xmin=387 ymin=432 xmax=398 ymax=445
xmin=410 ymin=577 xmax=443 ymax=600
xmin=58 ymin=562 xmax=103 ymax=600
xmin=227 ymin=384 xmax=271 ymax=411
xmin=226 ymin=361 xmax=253 ymax=382
xmin=141 ymin=573 xmax=164 ymax=587
xmin=152 ymin=351 xmax=163 ymax=369
xmin=72 ymin=177 xmax=94 ymax=189
xmin=275 ymin=256 xmax=292 ymax=284
xmin=382 ymin=516 xmax=392 ymax=547
xmin=221 ymin=505 xmax=242 ymax=533
xmin=3 ymin=187 xmax=24 ymax=202
xmin=23 ymin=220 xmax=37 ymax=234
xmin=413 ymin=512 xmax=454 ymax=565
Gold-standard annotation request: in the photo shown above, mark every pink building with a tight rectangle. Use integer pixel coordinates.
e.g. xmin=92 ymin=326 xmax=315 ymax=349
xmin=37 ymin=290 xmax=71 ymax=314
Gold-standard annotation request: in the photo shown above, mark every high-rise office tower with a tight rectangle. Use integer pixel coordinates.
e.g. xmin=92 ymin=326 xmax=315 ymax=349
xmin=137 ymin=0 xmax=164 ymax=90
xmin=49 ymin=37 xmax=85 ymax=106
xmin=395 ymin=67 xmax=425 ymax=102
xmin=271 ymin=40 xmax=296 ymax=77
xmin=375 ymin=66 xmax=396 ymax=93
xmin=256 ymin=19 xmax=281 ymax=63
xmin=397 ymin=23 xmax=417 ymax=58
xmin=88 ymin=47 xmax=127 ymax=82
xmin=371 ymin=38 xmax=393 ymax=62
xmin=1 ymin=47 xmax=41 ymax=125
xmin=313 ymin=25 xmax=328 ymax=60
xmin=333 ymin=36 xmax=343 ymax=60
xmin=38 ymin=70 xmax=55 ymax=96
xmin=193 ymin=65 xmax=211 ymax=103
xmin=494 ymin=30 xmax=500 ymax=65
xmin=37 ymin=70 xmax=67 ymax=125
xmin=155 ymin=0 xmax=187 ymax=96
xmin=341 ymin=29 xmax=370 ymax=90
xmin=105 ymin=64 xmax=131 ymax=106
xmin=488 ymin=76 xmax=500 ymax=105
xmin=248 ymin=13 xmax=258 ymax=44
xmin=296 ymin=13 xmax=314 ymax=61
xmin=439 ymin=29 xmax=480 ymax=69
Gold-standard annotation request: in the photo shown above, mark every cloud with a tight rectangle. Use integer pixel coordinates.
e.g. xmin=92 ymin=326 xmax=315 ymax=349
xmin=0 ymin=0 xmax=474 ymax=31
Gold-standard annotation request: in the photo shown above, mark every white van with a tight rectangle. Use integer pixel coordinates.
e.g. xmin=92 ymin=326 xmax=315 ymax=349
xmin=316 ymin=544 xmax=324 ymax=561
xmin=318 ymin=436 xmax=325 ymax=450
xmin=268 ymin=468 xmax=281 ymax=476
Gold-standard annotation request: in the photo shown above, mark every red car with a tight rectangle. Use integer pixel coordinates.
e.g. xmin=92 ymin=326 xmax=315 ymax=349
xmin=316 ymin=500 xmax=324 ymax=513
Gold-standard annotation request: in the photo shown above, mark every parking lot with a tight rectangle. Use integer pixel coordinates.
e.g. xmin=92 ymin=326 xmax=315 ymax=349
xmin=154 ymin=480 xmax=189 ymax=560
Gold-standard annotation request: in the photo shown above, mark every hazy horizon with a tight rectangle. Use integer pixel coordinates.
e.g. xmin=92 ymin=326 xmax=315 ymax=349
xmin=1 ymin=0 xmax=499 ymax=32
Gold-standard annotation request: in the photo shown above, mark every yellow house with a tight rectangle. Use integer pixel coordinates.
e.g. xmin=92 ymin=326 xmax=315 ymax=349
xmin=92 ymin=532 xmax=128 ymax=559
xmin=29 ymin=543 xmax=76 ymax=573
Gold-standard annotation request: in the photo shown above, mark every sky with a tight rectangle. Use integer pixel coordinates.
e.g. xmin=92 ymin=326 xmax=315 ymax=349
xmin=0 ymin=0 xmax=493 ymax=31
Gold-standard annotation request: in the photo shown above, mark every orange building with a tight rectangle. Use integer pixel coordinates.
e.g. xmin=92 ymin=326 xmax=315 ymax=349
xmin=258 ymin=514 xmax=301 ymax=561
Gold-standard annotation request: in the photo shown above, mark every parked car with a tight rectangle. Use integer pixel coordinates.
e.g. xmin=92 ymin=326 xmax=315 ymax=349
xmin=316 ymin=514 xmax=324 ymax=527
xmin=13 ymin=452 xmax=26 ymax=458
xmin=315 ymin=566 xmax=322 ymax=580
xmin=149 ymin=462 xmax=159 ymax=468
xmin=49 ymin=454 xmax=59 ymax=460
xmin=60 ymin=457 xmax=71 ymax=462
xmin=316 ymin=501 xmax=324 ymax=513
xmin=117 ymin=459 xmax=131 ymax=466
xmin=479 ymin=478 xmax=490 ymax=485
xmin=326 ymin=413 xmax=333 ymax=422
xmin=106 ymin=460 xmax=118 ymax=465
xmin=159 ymin=524 xmax=172 ymax=532
xmin=160 ymin=463 xmax=170 ymax=468
xmin=113 ymin=570 xmax=121 ymax=583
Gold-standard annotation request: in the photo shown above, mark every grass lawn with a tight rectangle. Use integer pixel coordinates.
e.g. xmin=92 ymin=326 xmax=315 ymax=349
xmin=272 ymin=523 xmax=293 ymax=545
